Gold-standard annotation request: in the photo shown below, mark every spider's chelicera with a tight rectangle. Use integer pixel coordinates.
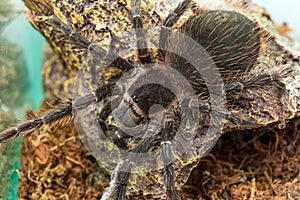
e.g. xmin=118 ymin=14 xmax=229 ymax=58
xmin=0 ymin=0 xmax=289 ymax=199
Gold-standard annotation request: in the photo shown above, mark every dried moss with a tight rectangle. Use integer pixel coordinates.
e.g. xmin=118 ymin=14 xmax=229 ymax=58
xmin=18 ymin=101 xmax=109 ymax=200
xmin=183 ymin=117 xmax=300 ymax=199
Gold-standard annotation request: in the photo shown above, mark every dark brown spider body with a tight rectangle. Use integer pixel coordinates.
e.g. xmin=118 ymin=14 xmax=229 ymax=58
xmin=1 ymin=0 xmax=300 ymax=199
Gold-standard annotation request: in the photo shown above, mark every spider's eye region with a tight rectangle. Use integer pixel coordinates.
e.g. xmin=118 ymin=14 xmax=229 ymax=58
xmin=130 ymin=83 xmax=176 ymax=115
xmin=180 ymin=10 xmax=261 ymax=72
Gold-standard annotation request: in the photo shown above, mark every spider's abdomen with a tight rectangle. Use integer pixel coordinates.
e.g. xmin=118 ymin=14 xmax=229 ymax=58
xmin=174 ymin=10 xmax=261 ymax=74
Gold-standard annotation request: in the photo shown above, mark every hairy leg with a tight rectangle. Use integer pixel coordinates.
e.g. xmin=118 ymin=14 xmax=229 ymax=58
xmin=96 ymin=98 xmax=131 ymax=150
xmin=0 ymin=83 xmax=117 ymax=143
xmin=161 ymin=119 xmax=181 ymax=200
xmin=225 ymin=67 xmax=289 ymax=103
xmin=131 ymin=0 xmax=152 ymax=63
xmin=101 ymin=118 xmax=162 ymax=200
xmin=48 ymin=16 xmax=135 ymax=72
xmin=158 ymin=0 xmax=194 ymax=60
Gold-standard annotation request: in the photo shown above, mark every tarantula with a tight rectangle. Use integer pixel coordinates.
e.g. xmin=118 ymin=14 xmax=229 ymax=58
xmin=0 ymin=0 xmax=289 ymax=199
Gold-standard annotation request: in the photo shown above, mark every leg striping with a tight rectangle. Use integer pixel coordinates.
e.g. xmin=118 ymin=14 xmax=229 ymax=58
xmin=48 ymin=16 xmax=135 ymax=72
xmin=0 ymin=83 xmax=116 ymax=143
xmin=160 ymin=120 xmax=181 ymax=200
xmin=131 ymin=0 xmax=152 ymax=63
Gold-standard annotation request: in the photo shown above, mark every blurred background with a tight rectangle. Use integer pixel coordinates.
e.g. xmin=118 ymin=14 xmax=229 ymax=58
xmin=253 ymin=0 xmax=300 ymax=41
xmin=2 ymin=0 xmax=45 ymax=110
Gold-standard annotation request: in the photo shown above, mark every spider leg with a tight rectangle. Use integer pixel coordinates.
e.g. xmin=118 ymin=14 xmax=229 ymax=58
xmin=161 ymin=119 xmax=181 ymax=200
xmin=0 ymin=83 xmax=116 ymax=143
xmin=225 ymin=69 xmax=288 ymax=101
xmin=96 ymin=98 xmax=130 ymax=150
xmin=48 ymin=16 xmax=135 ymax=72
xmin=159 ymin=98 xmax=202 ymax=200
xmin=158 ymin=0 xmax=194 ymax=60
xmin=131 ymin=0 xmax=152 ymax=63
xmin=102 ymin=118 xmax=162 ymax=200
xmin=223 ymin=67 xmax=291 ymax=129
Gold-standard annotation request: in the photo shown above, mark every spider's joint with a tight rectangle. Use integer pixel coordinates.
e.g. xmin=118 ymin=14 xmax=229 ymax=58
xmin=91 ymin=91 xmax=99 ymax=102
xmin=40 ymin=116 xmax=45 ymax=123
xmin=161 ymin=141 xmax=172 ymax=145
xmin=115 ymin=131 xmax=121 ymax=139
xmin=123 ymin=158 xmax=135 ymax=167
xmin=132 ymin=6 xmax=141 ymax=18
xmin=269 ymin=72 xmax=275 ymax=81
xmin=87 ymin=43 xmax=98 ymax=51
xmin=68 ymin=30 xmax=74 ymax=37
